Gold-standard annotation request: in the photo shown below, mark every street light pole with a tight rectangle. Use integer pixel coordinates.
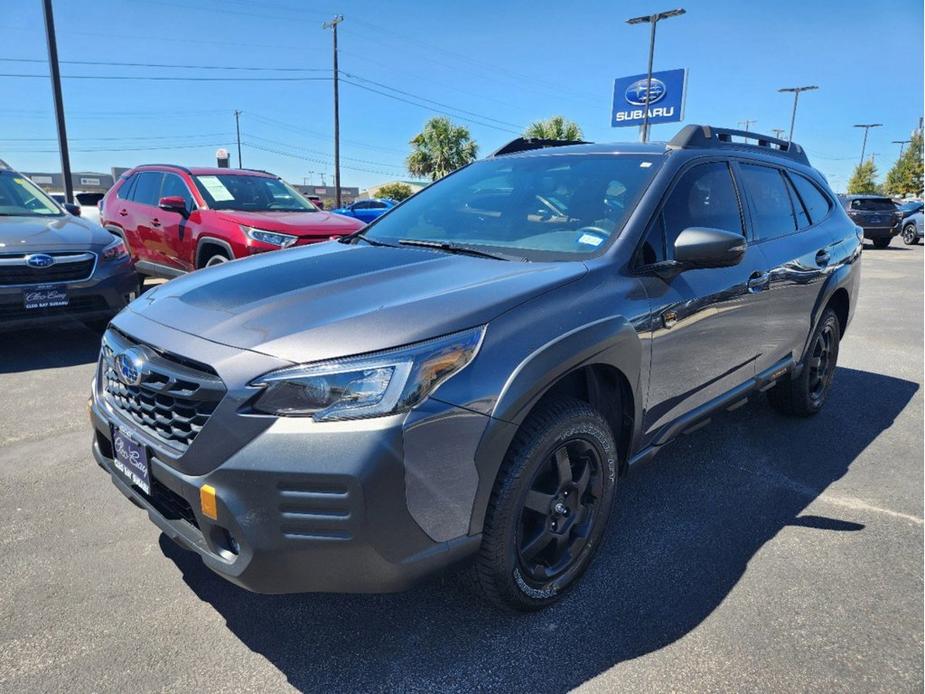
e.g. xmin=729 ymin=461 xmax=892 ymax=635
xmin=42 ymin=0 xmax=73 ymax=204
xmin=626 ymin=8 xmax=686 ymax=144
xmin=771 ymin=128 xmax=785 ymax=140
xmin=234 ymin=110 xmax=242 ymax=168
xmin=892 ymin=139 xmax=911 ymax=157
xmin=777 ymin=85 xmax=819 ymax=142
xmin=323 ymin=15 xmax=344 ymax=208
xmin=853 ymin=123 xmax=882 ymax=164
xmin=738 ymin=119 xmax=757 ymax=133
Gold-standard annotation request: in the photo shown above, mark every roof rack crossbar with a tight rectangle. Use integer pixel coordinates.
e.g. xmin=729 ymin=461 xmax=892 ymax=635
xmin=668 ymin=125 xmax=810 ymax=166
xmin=491 ymin=137 xmax=591 ymax=157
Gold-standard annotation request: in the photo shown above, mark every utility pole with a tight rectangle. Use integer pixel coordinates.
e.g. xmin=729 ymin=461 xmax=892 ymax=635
xmin=738 ymin=119 xmax=757 ymax=138
xmin=892 ymin=139 xmax=911 ymax=157
xmin=778 ymin=85 xmax=819 ymax=142
xmin=853 ymin=123 xmax=882 ymax=164
xmin=771 ymin=128 xmax=786 ymax=140
xmin=323 ymin=15 xmax=344 ymax=208
xmin=234 ymin=110 xmax=243 ymax=168
xmin=42 ymin=0 xmax=73 ymax=204
xmin=625 ymin=8 xmax=686 ymax=144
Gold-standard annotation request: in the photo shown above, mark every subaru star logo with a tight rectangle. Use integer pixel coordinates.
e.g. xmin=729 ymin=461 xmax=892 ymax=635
xmin=114 ymin=347 xmax=146 ymax=386
xmin=625 ymin=78 xmax=667 ymax=106
xmin=25 ymin=253 xmax=55 ymax=268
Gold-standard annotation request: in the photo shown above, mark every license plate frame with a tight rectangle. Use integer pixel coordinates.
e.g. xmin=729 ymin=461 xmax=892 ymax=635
xmin=22 ymin=284 xmax=69 ymax=310
xmin=111 ymin=426 xmax=151 ymax=495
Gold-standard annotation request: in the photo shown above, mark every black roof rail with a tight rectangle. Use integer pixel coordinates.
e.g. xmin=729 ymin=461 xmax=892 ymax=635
xmin=491 ymin=137 xmax=590 ymax=157
xmin=668 ymin=124 xmax=810 ymax=166
xmin=134 ymin=163 xmax=194 ymax=174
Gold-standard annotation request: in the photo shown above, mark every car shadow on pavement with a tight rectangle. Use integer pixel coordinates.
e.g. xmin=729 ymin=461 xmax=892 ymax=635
xmin=0 ymin=324 xmax=103 ymax=373
xmin=159 ymin=365 xmax=918 ymax=693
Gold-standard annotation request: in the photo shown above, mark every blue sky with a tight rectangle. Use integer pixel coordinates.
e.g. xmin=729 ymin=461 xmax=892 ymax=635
xmin=1 ymin=0 xmax=922 ymax=192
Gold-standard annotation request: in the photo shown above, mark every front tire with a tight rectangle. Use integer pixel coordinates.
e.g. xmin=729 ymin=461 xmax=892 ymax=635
xmin=902 ymin=223 xmax=919 ymax=245
xmin=202 ymin=250 xmax=231 ymax=268
xmin=473 ymin=398 xmax=618 ymax=611
xmin=767 ymin=308 xmax=840 ymax=417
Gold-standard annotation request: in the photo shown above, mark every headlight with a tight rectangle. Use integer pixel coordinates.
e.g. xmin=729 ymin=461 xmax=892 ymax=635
xmin=101 ymin=237 xmax=128 ymax=261
xmin=250 ymin=326 xmax=485 ymax=421
xmin=242 ymin=225 xmax=298 ymax=248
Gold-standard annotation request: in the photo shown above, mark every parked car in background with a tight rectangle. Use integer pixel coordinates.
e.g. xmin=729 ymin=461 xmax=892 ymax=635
xmin=898 ymin=200 xmax=923 ymax=218
xmin=90 ymin=125 xmax=861 ymax=610
xmin=306 ymin=194 xmax=324 ymax=209
xmin=900 ymin=209 xmax=922 ymax=245
xmin=100 ymin=165 xmax=364 ymax=279
xmin=51 ymin=191 xmax=105 ymax=224
xmin=838 ymin=194 xmax=902 ymax=248
xmin=330 ymin=197 xmax=397 ymax=224
xmin=0 ymin=164 xmax=137 ymax=330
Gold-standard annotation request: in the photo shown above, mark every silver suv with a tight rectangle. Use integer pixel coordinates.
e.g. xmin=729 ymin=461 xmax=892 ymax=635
xmin=90 ymin=125 xmax=861 ymax=610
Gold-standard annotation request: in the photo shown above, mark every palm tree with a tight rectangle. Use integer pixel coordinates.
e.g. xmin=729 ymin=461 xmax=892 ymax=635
xmin=524 ymin=116 xmax=583 ymax=141
xmin=406 ymin=117 xmax=478 ymax=181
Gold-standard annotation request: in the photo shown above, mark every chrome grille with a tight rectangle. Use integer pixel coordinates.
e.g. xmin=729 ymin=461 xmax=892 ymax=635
xmin=100 ymin=329 xmax=225 ymax=451
xmin=0 ymin=252 xmax=96 ymax=285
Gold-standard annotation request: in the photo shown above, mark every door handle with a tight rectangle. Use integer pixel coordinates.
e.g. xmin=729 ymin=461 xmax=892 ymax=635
xmin=815 ymin=249 xmax=830 ymax=266
xmin=151 ymin=218 xmax=161 ymax=228
xmin=118 ymin=209 xmax=128 ymax=217
xmin=747 ymin=271 xmax=769 ymax=293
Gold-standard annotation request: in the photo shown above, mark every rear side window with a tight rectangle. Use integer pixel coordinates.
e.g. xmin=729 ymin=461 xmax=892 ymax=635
xmin=116 ymin=175 xmax=137 ymax=200
xmin=639 ymin=161 xmax=743 ymax=264
xmin=783 ymin=176 xmax=811 ymax=230
xmin=738 ymin=164 xmax=797 ymax=241
xmin=131 ymin=172 xmax=164 ymax=206
xmin=790 ymin=173 xmax=832 ymax=225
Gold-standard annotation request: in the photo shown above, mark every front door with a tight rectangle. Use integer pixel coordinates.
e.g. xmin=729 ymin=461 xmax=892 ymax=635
xmin=157 ymin=173 xmax=197 ymax=272
xmin=637 ymin=160 xmax=768 ymax=444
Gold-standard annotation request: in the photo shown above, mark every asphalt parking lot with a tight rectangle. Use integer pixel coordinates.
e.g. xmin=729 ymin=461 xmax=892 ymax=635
xmin=1 ymin=245 xmax=922 ymax=693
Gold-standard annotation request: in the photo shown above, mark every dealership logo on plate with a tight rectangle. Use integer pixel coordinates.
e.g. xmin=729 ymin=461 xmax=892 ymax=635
xmin=25 ymin=254 xmax=55 ymax=268
xmin=624 ymin=78 xmax=667 ymax=106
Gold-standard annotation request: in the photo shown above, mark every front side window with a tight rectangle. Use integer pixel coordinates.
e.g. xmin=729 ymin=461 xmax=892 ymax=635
xmin=193 ymin=174 xmax=317 ymax=212
xmin=738 ymin=164 xmax=797 ymax=241
xmin=160 ymin=173 xmax=194 ymax=209
xmin=640 ymin=161 xmax=743 ymax=265
xmin=362 ymin=153 xmax=662 ymax=260
xmin=0 ymin=172 xmax=63 ymax=217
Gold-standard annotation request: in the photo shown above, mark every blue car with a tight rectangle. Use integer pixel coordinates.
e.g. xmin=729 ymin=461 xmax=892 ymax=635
xmin=331 ymin=198 xmax=396 ymax=224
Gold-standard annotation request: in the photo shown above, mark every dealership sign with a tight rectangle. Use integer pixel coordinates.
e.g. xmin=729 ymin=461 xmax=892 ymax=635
xmin=611 ymin=68 xmax=687 ymax=127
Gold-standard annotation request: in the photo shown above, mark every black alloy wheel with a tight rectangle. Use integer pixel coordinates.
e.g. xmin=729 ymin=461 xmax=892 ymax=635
xmin=806 ymin=319 xmax=837 ymax=406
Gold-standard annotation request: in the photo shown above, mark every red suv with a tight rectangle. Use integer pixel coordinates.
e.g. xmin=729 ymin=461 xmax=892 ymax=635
xmin=100 ymin=165 xmax=364 ymax=277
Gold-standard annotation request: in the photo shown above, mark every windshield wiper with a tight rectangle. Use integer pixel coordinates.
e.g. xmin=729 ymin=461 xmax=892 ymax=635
xmin=339 ymin=231 xmax=395 ymax=247
xmin=398 ymin=239 xmax=510 ymax=261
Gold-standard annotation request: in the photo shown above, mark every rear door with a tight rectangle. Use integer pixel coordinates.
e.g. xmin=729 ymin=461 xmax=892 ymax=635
xmin=156 ymin=173 xmax=197 ymax=272
xmin=638 ymin=160 xmax=767 ymax=443
xmin=130 ymin=171 xmax=172 ymax=269
xmin=736 ymin=162 xmax=836 ymax=373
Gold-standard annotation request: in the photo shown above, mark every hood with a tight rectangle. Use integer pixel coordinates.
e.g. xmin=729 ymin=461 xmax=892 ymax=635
xmin=213 ymin=209 xmax=364 ymax=237
xmin=127 ymin=241 xmax=586 ymax=364
xmin=0 ymin=214 xmax=116 ymax=253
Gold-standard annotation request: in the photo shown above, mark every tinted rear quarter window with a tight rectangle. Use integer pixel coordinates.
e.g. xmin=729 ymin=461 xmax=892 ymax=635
xmin=116 ymin=175 xmax=137 ymax=200
xmin=738 ymin=164 xmax=797 ymax=240
xmin=132 ymin=172 xmax=164 ymax=206
xmin=790 ymin=173 xmax=831 ymax=225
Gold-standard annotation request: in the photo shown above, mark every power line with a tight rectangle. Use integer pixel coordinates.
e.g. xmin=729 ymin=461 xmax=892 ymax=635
xmin=0 ymin=56 xmax=327 ymax=72
xmin=245 ymin=133 xmax=403 ymax=168
xmin=243 ymin=141 xmax=405 ymax=177
xmin=0 ymin=132 xmax=231 ymax=142
xmin=247 ymin=112 xmax=406 ymax=154
xmin=3 ymin=142 xmax=230 ymax=154
xmin=0 ymin=72 xmax=331 ymax=82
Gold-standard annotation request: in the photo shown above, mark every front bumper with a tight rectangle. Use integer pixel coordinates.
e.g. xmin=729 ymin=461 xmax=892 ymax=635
xmin=89 ymin=317 xmax=488 ymax=593
xmin=0 ymin=258 xmax=136 ymax=329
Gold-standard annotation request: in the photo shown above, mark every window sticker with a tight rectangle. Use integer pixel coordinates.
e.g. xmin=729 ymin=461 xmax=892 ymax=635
xmin=198 ymin=176 xmax=234 ymax=202
xmin=578 ymin=233 xmax=605 ymax=246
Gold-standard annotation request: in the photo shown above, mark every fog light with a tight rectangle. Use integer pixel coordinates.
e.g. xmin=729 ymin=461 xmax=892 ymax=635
xmin=200 ymin=484 xmax=218 ymax=520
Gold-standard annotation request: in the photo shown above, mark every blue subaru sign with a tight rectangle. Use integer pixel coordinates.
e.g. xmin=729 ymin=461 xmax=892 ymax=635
xmin=612 ymin=68 xmax=687 ymax=128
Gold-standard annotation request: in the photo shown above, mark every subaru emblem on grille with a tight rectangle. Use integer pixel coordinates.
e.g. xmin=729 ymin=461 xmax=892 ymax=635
xmin=25 ymin=253 xmax=55 ymax=268
xmin=114 ymin=347 xmax=146 ymax=386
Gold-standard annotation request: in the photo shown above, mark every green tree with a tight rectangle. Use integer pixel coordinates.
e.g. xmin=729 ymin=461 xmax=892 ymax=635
xmin=846 ymin=159 xmax=881 ymax=195
xmin=375 ymin=182 xmax=414 ymax=201
xmin=883 ymin=131 xmax=924 ymax=197
xmin=524 ymin=116 xmax=584 ymax=141
xmin=406 ymin=117 xmax=478 ymax=181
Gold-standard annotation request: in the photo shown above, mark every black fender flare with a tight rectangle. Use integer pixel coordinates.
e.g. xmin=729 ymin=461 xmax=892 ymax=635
xmin=798 ymin=256 xmax=857 ymax=369
xmin=468 ymin=315 xmax=643 ymax=535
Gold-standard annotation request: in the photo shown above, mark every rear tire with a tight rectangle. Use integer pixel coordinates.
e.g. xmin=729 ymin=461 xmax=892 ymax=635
xmin=872 ymin=237 xmax=891 ymax=249
xmin=767 ymin=308 xmax=840 ymax=417
xmin=902 ymin=223 xmax=919 ymax=245
xmin=472 ymin=398 xmax=618 ymax=611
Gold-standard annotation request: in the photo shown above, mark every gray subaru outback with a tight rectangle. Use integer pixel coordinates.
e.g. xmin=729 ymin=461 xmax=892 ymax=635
xmin=90 ymin=125 xmax=861 ymax=610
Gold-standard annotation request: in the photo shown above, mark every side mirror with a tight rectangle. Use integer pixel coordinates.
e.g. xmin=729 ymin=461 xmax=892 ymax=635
xmin=63 ymin=202 xmax=81 ymax=217
xmin=158 ymin=195 xmax=188 ymax=216
xmin=674 ymin=227 xmax=745 ymax=269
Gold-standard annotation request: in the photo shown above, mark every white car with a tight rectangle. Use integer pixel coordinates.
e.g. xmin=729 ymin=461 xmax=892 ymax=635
xmin=51 ymin=191 xmax=104 ymax=224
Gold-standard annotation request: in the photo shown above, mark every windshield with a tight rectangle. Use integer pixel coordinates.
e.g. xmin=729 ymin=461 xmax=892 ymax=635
xmin=900 ymin=201 xmax=922 ymax=213
xmin=0 ymin=172 xmax=63 ymax=217
xmin=192 ymin=174 xmax=317 ymax=212
xmin=850 ymin=198 xmax=895 ymax=211
xmin=362 ymin=153 xmax=661 ymax=260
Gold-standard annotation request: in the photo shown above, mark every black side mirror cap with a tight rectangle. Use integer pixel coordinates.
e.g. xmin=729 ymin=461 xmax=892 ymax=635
xmin=674 ymin=227 xmax=746 ymax=269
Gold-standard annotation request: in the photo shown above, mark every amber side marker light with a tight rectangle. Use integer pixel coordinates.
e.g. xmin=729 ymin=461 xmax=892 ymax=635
xmin=200 ymin=484 xmax=218 ymax=520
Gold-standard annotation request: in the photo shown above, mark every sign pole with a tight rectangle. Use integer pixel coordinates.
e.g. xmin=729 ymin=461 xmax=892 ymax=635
xmin=641 ymin=17 xmax=657 ymax=143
